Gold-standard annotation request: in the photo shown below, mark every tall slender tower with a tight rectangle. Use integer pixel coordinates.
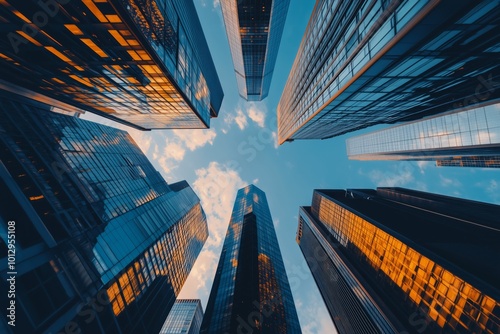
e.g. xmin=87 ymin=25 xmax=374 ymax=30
xmin=0 ymin=94 xmax=208 ymax=333
xmin=0 ymin=0 xmax=223 ymax=129
xmin=277 ymin=0 xmax=500 ymax=144
xmin=346 ymin=102 xmax=500 ymax=168
xmin=201 ymin=185 xmax=301 ymax=333
xmin=221 ymin=0 xmax=290 ymax=101
xmin=296 ymin=187 xmax=500 ymax=333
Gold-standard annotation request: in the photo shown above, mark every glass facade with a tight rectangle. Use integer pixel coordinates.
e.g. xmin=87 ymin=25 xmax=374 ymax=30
xmin=297 ymin=188 xmax=500 ymax=333
xmin=436 ymin=156 xmax=500 ymax=169
xmin=159 ymin=299 xmax=203 ymax=334
xmin=277 ymin=0 xmax=500 ymax=144
xmin=0 ymin=0 xmax=223 ymax=129
xmin=347 ymin=103 xmax=500 ymax=168
xmin=221 ymin=0 xmax=290 ymax=101
xmin=201 ymin=185 xmax=301 ymax=333
xmin=0 ymin=95 xmax=208 ymax=333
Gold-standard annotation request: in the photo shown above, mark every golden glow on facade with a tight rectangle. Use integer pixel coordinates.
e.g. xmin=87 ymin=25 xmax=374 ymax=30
xmin=315 ymin=195 xmax=500 ymax=333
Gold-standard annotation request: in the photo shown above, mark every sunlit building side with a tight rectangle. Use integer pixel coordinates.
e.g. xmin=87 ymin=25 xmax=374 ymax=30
xmin=0 ymin=0 xmax=223 ymax=129
xmin=297 ymin=187 xmax=500 ymax=333
xmin=221 ymin=0 xmax=290 ymax=101
xmin=347 ymin=103 xmax=500 ymax=168
xmin=0 ymin=94 xmax=208 ymax=333
xmin=200 ymin=185 xmax=301 ymax=333
xmin=278 ymin=0 xmax=500 ymax=144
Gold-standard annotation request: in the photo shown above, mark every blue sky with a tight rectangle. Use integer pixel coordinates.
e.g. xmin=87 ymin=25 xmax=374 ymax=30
xmin=84 ymin=0 xmax=500 ymax=332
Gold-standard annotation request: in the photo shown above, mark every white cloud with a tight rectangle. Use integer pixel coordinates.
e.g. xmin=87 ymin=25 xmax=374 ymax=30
xmin=365 ymin=165 xmax=414 ymax=187
xmin=224 ymin=109 xmax=248 ymax=131
xmin=178 ymin=162 xmax=247 ymax=302
xmin=417 ymin=161 xmax=431 ymax=174
xmin=164 ymin=140 xmax=185 ymax=161
xmin=172 ymin=128 xmax=217 ymax=151
xmin=193 ymin=161 xmax=247 ymax=247
xmin=234 ymin=110 xmax=248 ymax=130
xmin=247 ymin=103 xmax=266 ymax=127
xmin=297 ymin=295 xmax=337 ymax=334
xmin=439 ymin=175 xmax=461 ymax=188
xmin=272 ymin=131 xmax=279 ymax=149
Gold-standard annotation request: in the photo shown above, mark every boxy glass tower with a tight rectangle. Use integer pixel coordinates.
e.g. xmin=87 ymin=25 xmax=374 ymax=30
xmin=278 ymin=0 xmax=500 ymax=144
xmin=297 ymin=187 xmax=500 ymax=333
xmin=0 ymin=0 xmax=223 ymax=129
xmin=0 ymin=95 xmax=208 ymax=333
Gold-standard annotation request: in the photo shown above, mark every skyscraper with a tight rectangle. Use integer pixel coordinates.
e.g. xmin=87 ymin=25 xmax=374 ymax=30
xmin=201 ymin=185 xmax=301 ymax=333
xmin=277 ymin=0 xmax=500 ymax=144
xmin=347 ymin=102 xmax=500 ymax=168
xmin=0 ymin=0 xmax=223 ymax=130
xmin=159 ymin=299 xmax=204 ymax=334
xmin=0 ymin=94 xmax=208 ymax=333
xmin=296 ymin=187 xmax=500 ymax=333
xmin=221 ymin=0 xmax=290 ymax=101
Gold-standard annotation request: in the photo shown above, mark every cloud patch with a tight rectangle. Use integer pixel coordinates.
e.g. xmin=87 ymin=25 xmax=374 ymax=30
xmin=172 ymin=128 xmax=217 ymax=151
xmin=247 ymin=103 xmax=266 ymax=127
xmin=178 ymin=162 xmax=248 ymax=303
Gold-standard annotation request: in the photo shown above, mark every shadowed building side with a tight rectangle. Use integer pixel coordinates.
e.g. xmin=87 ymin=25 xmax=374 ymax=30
xmin=297 ymin=187 xmax=500 ymax=333
xmin=0 ymin=94 xmax=208 ymax=333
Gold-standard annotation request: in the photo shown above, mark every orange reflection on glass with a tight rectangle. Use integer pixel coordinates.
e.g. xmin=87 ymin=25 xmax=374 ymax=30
xmin=64 ymin=24 xmax=84 ymax=35
xmin=16 ymin=31 xmax=42 ymax=46
xmin=82 ymin=0 xmax=108 ymax=23
xmin=45 ymin=46 xmax=72 ymax=63
xmin=316 ymin=196 xmax=500 ymax=333
xmin=80 ymin=38 xmax=108 ymax=58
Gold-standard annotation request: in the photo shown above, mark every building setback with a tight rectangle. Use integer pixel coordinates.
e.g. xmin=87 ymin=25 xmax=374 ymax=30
xmin=159 ymin=299 xmax=204 ymax=334
xmin=201 ymin=185 xmax=301 ymax=333
xmin=0 ymin=94 xmax=208 ymax=333
xmin=0 ymin=0 xmax=223 ymax=130
xmin=297 ymin=187 xmax=500 ymax=333
xmin=346 ymin=102 xmax=500 ymax=168
xmin=221 ymin=0 xmax=290 ymax=101
xmin=278 ymin=0 xmax=500 ymax=144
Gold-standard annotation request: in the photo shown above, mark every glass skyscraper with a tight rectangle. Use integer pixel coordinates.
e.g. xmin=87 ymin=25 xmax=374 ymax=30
xmin=200 ymin=185 xmax=301 ymax=333
xmin=221 ymin=0 xmax=290 ymax=101
xmin=297 ymin=187 xmax=500 ymax=333
xmin=0 ymin=94 xmax=208 ymax=333
xmin=277 ymin=0 xmax=500 ymax=144
xmin=347 ymin=102 xmax=500 ymax=168
xmin=0 ymin=0 xmax=223 ymax=130
xmin=159 ymin=299 xmax=204 ymax=334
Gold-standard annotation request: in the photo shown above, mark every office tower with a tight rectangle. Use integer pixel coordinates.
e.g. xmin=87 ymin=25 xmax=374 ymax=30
xmin=277 ymin=0 xmax=500 ymax=144
xmin=0 ymin=0 xmax=223 ymax=130
xmin=296 ymin=187 xmax=500 ymax=333
xmin=201 ymin=185 xmax=301 ymax=333
xmin=347 ymin=102 xmax=500 ymax=168
xmin=221 ymin=0 xmax=290 ymax=101
xmin=0 ymin=94 xmax=208 ymax=333
xmin=159 ymin=299 xmax=204 ymax=334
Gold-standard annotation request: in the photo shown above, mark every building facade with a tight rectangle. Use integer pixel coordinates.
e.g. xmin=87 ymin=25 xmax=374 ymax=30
xmin=278 ymin=0 xmax=500 ymax=144
xmin=221 ymin=0 xmax=290 ymax=101
xmin=201 ymin=185 xmax=301 ymax=333
xmin=347 ymin=102 xmax=500 ymax=168
xmin=0 ymin=94 xmax=208 ymax=333
xmin=0 ymin=0 xmax=223 ymax=130
xmin=159 ymin=299 xmax=204 ymax=334
xmin=297 ymin=187 xmax=500 ymax=333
